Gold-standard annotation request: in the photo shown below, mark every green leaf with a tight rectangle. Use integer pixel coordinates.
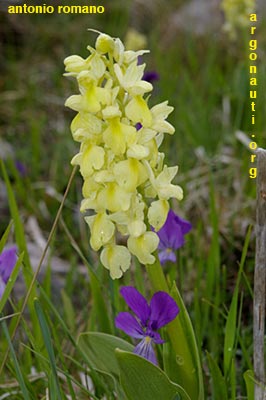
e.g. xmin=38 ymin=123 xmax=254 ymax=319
xmin=206 ymin=351 xmax=228 ymax=400
xmin=223 ymin=284 xmax=238 ymax=378
xmin=34 ymin=298 xmax=63 ymax=400
xmin=0 ymin=221 xmax=13 ymax=254
xmin=61 ymin=289 xmax=76 ymax=332
xmin=1 ymin=161 xmax=33 ymax=285
xmin=243 ymin=370 xmax=255 ymax=400
xmin=0 ymin=252 xmax=24 ymax=313
xmin=223 ymin=226 xmax=251 ymax=378
xmin=115 ymin=349 xmax=191 ymax=400
xmin=0 ymin=316 xmax=31 ymax=400
xmin=77 ymin=332 xmax=134 ymax=376
xmin=167 ymin=282 xmax=204 ymax=400
xmin=1 ymin=160 xmax=40 ymax=344
xmin=89 ymin=270 xmax=112 ymax=333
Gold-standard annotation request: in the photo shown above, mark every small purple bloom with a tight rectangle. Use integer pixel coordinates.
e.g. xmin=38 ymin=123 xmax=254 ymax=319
xmin=15 ymin=161 xmax=27 ymax=177
xmin=115 ymin=286 xmax=179 ymax=365
xmin=156 ymin=210 xmax=192 ymax=265
xmin=0 ymin=246 xmax=17 ymax=298
xmin=142 ymin=70 xmax=160 ymax=84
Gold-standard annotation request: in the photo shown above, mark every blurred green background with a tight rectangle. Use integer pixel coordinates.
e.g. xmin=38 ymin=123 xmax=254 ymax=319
xmin=0 ymin=1 xmax=265 ymax=396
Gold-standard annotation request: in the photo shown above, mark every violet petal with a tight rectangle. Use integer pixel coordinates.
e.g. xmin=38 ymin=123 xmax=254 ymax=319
xmin=0 ymin=278 xmax=6 ymax=299
xmin=134 ymin=337 xmax=158 ymax=365
xmin=148 ymin=330 xmax=164 ymax=344
xmin=120 ymin=286 xmax=150 ymax=326
xmin=149 ymin=291 xmax=179 ymax=330
xmin=178 ymin=215 xmax=192 ymax=235
xmin=158 ymin=248 xmax=177 ymax=265
xmin=142 ymin=71 xmax=160 ymax=84
xmin=115 ymin=312 xmax=144 ymax=339
xmin=157 ymin=210 xmax=192 ymax=251
xmin=0 ymin=246 xmax=17 ymax=284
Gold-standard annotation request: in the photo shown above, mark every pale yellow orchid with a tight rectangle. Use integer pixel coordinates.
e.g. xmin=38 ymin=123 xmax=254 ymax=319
xmin=70 ymin=112 xmax=103 ymax=143
xmin=97 ymin=182 xmax=132 ymax=213
xmin=114 ymin=62 xmax=152 ymax=96
xmin=147 ymin=199 xmax=169 ymax=231
xmin=85 ymin=212 xmax=115 ymax=251
xmin=128 ymin=231 xmax=159 ymax=265
xmin=113 ymin=158 xmax=148 ymax=192
xmin=125 ymin=95 xmax=152 ymax=127
xmin=102 ymin=117 xmax=136 ymax=156
xmin=64 ymin=55 xmax=91 ymax=76
xmin=150 ymin=101 xmax=175 ymax=134
xmin=100 ymin=244 xmax=131 ymax=279
xmin=71 ymin=143 xmax=105 ymax=178
xmin=65 ymin=31 xmax=184 ymax=279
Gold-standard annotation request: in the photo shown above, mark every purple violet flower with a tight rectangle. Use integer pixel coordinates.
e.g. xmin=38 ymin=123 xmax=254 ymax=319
xmin=115 ymin=286 xmax=179 ymax=365
xmin=156 ymin=210 xmax=192 ymax=265
xmin=15 ymin=161 xmax=27 ymax=177
xmin=142 ymin=70 xmax=160 ymax=84
xmin=0 ymin=246 xmax=17 ymax=298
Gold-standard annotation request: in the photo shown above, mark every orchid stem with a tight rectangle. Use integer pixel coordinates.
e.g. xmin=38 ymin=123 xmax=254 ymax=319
xmin=146 ymin=256 xmax=169 ymax=293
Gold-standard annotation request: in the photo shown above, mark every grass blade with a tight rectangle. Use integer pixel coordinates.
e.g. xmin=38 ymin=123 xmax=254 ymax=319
xmin=0 ymin=316 xmax=31 ymax=400
xmin=34 ymin=298 xmax=63 ymax=400
xmin=0 ymin=251 xmax=24 ymax=313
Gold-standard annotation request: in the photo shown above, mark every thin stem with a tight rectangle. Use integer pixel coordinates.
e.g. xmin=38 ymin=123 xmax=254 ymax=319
xmin=146 ymin=255 xmax=169 ymax=293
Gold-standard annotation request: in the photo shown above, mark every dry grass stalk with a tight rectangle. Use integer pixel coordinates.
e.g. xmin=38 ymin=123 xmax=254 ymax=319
xmin=254 ymin=148 xmax=266 ymax=399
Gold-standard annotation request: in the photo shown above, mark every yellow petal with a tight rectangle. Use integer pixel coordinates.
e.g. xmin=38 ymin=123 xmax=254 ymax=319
xmin=80 ymin=197 xmax=99 ymax=212
xmin=128 ymin=220 xmax=146 ymax=237
xmin=158 ymin=184 xmax=183 ymax=200
xmin=77 ymin=144 xmax=105 ymax=178
xmin=127 ymin=231 xmax=159 ymax=265
xmin=125 ymin=96 xmax=152 ymax=127
xmin=100 ymin=245 xmax=131 ymax=279
xmin=95 ymin=33 xmax=115 ymax=54
xmin=102 ymin=105 xmax=121 ymax=119
xmin=103 ymin=118 xmax=125 ymax=155
xmin=85 ymin=213 xmax=115 ymax=251
xmin=103 ymin=118 xmax=135 ymax=156
xmin=93 ymin=170 xmax=114 ymax=183
xmin=147 ymin=200 xmax=169 ymax=231
xmin=113 ymin=158 xmax=147 ymax=192
xmin=155 ymin=166 xmax=183 ymax=200
xmin=65 ymin=95 xmax=83 ymax=112
xmin=71 ymin=113 xmax=102 ymax=142
xmin=114 ymin=63 xmax=152 ymax=95
xmin=97 ymin=182 xmax=132 ymax=212
xmin=64 ymin=55 xmax=89 ymax=75
xmin=127 ymin=144 xmax=149 ymax=160
xmin=89 ymin=53 xmax=106 ymax=80
xmin=82 ymin=177 xmax=100 ymax=198
xmin=151 ymin=101 xmax=174 ymax=120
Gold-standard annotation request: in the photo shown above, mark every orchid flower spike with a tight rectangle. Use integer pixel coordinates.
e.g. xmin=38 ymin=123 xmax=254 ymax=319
xmin=65 ymin=31 xmax=183 ymax=278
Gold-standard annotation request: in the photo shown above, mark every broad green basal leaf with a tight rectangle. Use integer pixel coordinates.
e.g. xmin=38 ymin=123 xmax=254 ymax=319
xmin=166 ymin=282 xmax=204 ymax=400
xmin=115 ymin=349 xmax=191 ymax=400
xmin=77 ymin=332 xmax=134 ymax=376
